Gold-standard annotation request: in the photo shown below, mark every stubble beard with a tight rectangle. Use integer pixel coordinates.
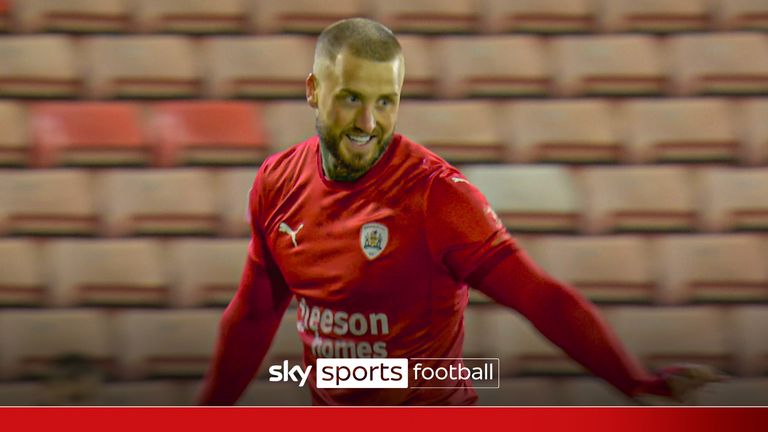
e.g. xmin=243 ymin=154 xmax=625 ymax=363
xmin=316 ymin=118 xmax=393 ymax=182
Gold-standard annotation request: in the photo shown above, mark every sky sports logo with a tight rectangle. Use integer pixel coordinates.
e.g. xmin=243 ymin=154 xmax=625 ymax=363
xmin=268 ymin=358 xmax=499 ymax=389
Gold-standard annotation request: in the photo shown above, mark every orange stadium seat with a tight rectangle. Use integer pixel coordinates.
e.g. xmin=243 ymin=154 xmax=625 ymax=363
xmin=150 ymin=101 xmax=269 ymax=167
xmin=739 ymin=98 xmax=768 ymax=165
xmin=528 ymin=236 xmax=655 ymax=304
xmin=668 ymin=33 xmax=768 ymax=95
xmin=0 ymin=310 xmax=113 ymax=380
xmin=482 ymin=0 xmax=596 ymax=34
xmin=0 ymin=170 xmax=98 ymax=236
xmin=252 ymin=0 xmax=367 ymax=34
xmin=398 ymin=36 xmax=437 ymax=98
xmin=715 ymin=0 xmax=768 ymax=31
xmin=698 ymin=167 xmax=768 ymax=232
xmin=135 ymin=0 xmax=247 ymax=34
xmin=99 ymin=169 xmax=218 ymax=236
xmin=0 ymin=101 xmax=28 ymax=166
xmin=605 ymin=306 xmax=733 ymax=373
xmin=499 ymin=99 xmax=621 ymax=164
xmin=732 ymin=306 xmax=768 ymax=376
xmin=460 ymin=165 xmax=581 ymax=233
xmin=0 ymin=240 xmax=45 ymax=307
xmin=370 ymin=0 xmax=480 ymax=34
xmin=653 ymin=234 xmax=768 ymax=304
xmin=0 ymin=35 xmax=80 ymax=98
xmin=0 ymin=0 xmax=10 ymax=31
xmin=396 ymin=101 xmax=505 ymax=163
xmin=112 ymin=310 xmax=220 ymax=379
xmin=13 ymin=0 xmax=131 ymax=33
xmin=600 ymin=0 xmax=711 ymax=33
xmin=620 ymin=98 xmax=740 ymax=163
xmin=263 ymin=100 xmax=316 ymax=152
xmin=167 ymin=238 xmax=249 ymax=307
xmin=552 ymin=35 xmax=666 ymax=96
xmin=204 ymin=36 xmax=314 ymax=99
xmin=29 ymin=102 xmax=148 ymax=167
xmin=83 ymin=36 xmax=201 ymax=99
xmin=47 ymin=239 xmax=169 ymax=307
xmin=217 ymin=168 xmax=258 ymax=236
xmin=434 ymin=36 xmax=551 ymax=98
xmin=582 ymin=166 xmax=697 ymax=234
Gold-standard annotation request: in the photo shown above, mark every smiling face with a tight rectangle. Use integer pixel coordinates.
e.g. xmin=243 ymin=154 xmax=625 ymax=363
xmin=307 ymin=48 xmax=404 ymax=182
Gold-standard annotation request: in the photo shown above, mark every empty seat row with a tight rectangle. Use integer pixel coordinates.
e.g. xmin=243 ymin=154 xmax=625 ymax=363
xmin=3 ymin=33 xmax=768 ymax=99
xmin=2 ymin=98 xmax=768 ymax=167
xmin=3 ymin=0 xmax=768 ymax=34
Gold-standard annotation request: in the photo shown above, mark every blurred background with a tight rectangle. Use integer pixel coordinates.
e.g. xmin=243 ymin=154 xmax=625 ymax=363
xmin=0 ymin=0 xmax=767 ymax=406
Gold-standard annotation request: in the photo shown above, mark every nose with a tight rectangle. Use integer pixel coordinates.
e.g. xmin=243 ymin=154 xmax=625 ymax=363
xmin=355 ymin=105 xmax=376 ymax=134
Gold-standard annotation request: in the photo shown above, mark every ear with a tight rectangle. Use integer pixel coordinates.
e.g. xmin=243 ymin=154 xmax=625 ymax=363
xmin=305 ymin=73 xmax=318 ymax=108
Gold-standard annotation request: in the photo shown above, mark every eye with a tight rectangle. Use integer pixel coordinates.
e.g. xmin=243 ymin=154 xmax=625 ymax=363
xmin=378 ymin=97 xmax=393 ymax=108
xmin=345 ymin=94 xmax=360 ymax=104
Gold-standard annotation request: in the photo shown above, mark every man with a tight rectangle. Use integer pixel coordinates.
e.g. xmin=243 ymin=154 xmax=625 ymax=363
xmin=199 ymin=18 xmax=721 ymax=406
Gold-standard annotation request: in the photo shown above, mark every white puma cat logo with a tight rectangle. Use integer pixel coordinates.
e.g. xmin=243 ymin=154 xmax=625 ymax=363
xmin=279 ymin=222 xmax=303 ymax=247
xmin=451 ymin=177 xmax=470 ymax=184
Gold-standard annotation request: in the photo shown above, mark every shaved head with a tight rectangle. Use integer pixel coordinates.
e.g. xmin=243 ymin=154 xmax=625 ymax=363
xmin=313 ymin=18 xmax=402 ymax=75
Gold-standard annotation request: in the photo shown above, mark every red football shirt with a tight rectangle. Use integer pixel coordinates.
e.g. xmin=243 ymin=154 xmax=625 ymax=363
xmin=249 ymin=133 xmax=511 ymax=405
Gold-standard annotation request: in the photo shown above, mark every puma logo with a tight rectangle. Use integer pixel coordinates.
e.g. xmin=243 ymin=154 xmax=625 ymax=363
xmin=451 ymin=177 xmax=470 ymax=184
xmin=279 ymin=222 xmax=303 ymax=247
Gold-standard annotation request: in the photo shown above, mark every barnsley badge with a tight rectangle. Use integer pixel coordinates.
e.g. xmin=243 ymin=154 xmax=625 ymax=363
xmin=360 ymin=223 xmax=388 ymax=260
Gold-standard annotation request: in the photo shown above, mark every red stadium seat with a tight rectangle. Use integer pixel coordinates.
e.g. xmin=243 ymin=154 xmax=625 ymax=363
xmin=253 ymin=0 xmax=367 ymax=34
xmin=396 ymin=101 xmax=505 ymax=163
xmin=600 ymin=0 xmax=711 ymax=33
xmin=83 ymin=36 xmax=201 ymax=99
xmin=0 ymin=0 xmax=10 ymax=31
xmin=99 ymin=169 xmax=218 ymax=236
xmin=732 ymin=306 xmax=768 ymax=376
xmin=47 ymin=239 xmax=169 ymax=307
xmin=204 ymin=35 xmax=314 ymax=99
xmin=0 ymin=170 xmax=98 ymax=236
xmin=398 ymin=36 xmax=437 ymax=98
xmin=150 ymin=101 xmax=269 ymax=167
xmin=668 ymin=33 xmax=768 ymax=95
xmin=0 ymin=240 xmax=45 ymax=307
xmin=135 ymin=0 xmax=247 ymax=34
xmin=698 ymin=167 xmax=768 ymax=232
xmin=13 ymin=0 xmax=131 ymax=33
xmin=0 ymin=35 xmax=80 ymax=98
xmin=434 ymin=36 xmax=551 ymax=98
xmin=482 ymin=0 xmax=596 ymax=34
xmin=653 ymin=234 xmax=768 ymax=304
xmin=499 ymin=99 xmax=621 ymax=164
xmin=582 ymin=166 xmax=697 ymax=234
xmin=620 ymin=98 xmax=740 ymax=163
xmin=552 ymin=35 xmax=666 ymax=96
xmin=715 ymin=0 xmax=768 ymax=31
xmin=371 ymin=0 xmax=481 ymax=34
xmin=0 ymin=101 xmax=28 ymax=166
xmin=263 ymin=100 xmax=316 ymax=152
xmin=740 ymin=98 xmax=768 ymax=165
xmin=29 ymin=102 xmax=148 ymax=167
xmin=217 ymin=168 xmax=259 ymax=237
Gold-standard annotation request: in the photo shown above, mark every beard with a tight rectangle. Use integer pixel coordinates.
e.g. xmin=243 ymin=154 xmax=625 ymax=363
xmin=316 ymin=117 xmax=393 ymax=182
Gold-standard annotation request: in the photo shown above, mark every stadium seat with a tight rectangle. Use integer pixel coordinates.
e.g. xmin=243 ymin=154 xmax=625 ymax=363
xmin=481 ymin=0 xmax=596 ymax=34
xmin=0 ymin=0 xmax=10 ymax=31
xmin=29 ymin=102 xmax=148 ymax=167
xmin=252 ymin=0 xmax=367 ymax=34
xmin=698 ymin=167 xmax=768 ymax=231
xmin=0 ymin=35 xmax=80 ymax=98
xmin=0 ymin=383 xmax=51 ymax=406
xmin=552 ymin=35 xmax=666 ymax=96
xmin=370 ymin=0 xmax=481 ymax=34
xmin=0 ymin=101 xmax=28 ymax=166
xmin=112 ymin=310 xmax=220 ymax=379
xmin=620 ymin=98 xmax=740 ymax=163
xmin=0 ymin=170 xmax=98 ymax=236
xmin=93 ymin=381 xmax=186 ymax=406
xmin=167 ymin=238 xmax=249 ymax=307
xmin=668 ymin=33 xmax=768 ymax=95
xmin=217 ymin=168 xmax=258 ymax=237
xmin=83 ymin=36 xmax=201 ymax=99
xmin=715 ymin=0 xmax=768 ymax=31
xmin=559 ymin=378 xmax=628 ymax=406
xmin=606 ymin=306 xmax=733 ymax=373
xmin=263 ymin=101 xmax=316 ymax=152
xmin=150 ymin=101 xmax=269 ymax=166
xmin=697 ymin=378 xmax=768 ymax=406
xmin=461 ymin=165 xmax=581 ymax=233
xmin=581 ymin=166 xmax=697 ymax=234
xmin=0 ymin=240 xmax=45 ymax=307
xmin=434 ymin=36 xmax=551 ymax=98
xmin=739 ymin=98 xmax=768 ymax=165
xmin=204 ymin=35 xmax=314 ymax=99
xmin=135 ymin=0 xmax=247 ymax=34
xmin=398 ymin=36 xmax=437 ymax=98
xmin=396 ymin=101 xmax=505 ymax=163
xmin=528 ymin=236 xmax=655 ymax=304
xmin=600 ymin=0 xmax=711 ymax=33
xmin=499 ymin=99 xmax=621 ymax=164
xmin=731 ymin=306 xmax=768 ymax=376
xmin=0 ymin=309 xmax=113 ymax=380
xmin=47 ymin=239 xmax=169 ymax=307
xmin=13 ymin=0 xmax=131 ymax=33
xmin=99 ymin=169 xmax=218 ymax=236
xmin=653 ymin=234 xmax=768 ymax=304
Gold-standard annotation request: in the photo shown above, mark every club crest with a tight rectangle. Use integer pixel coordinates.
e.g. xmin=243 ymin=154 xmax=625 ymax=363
xmin=360 ymin=223 xmax=388 ymax=260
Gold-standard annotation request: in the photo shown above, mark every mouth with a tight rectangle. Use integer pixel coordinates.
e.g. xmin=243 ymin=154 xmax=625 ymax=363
xmin=345 ymin=133 xmax=375 ymax=147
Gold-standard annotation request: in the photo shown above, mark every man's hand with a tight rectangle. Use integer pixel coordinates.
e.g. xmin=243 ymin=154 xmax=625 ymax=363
xmin=636 ymin=364 xmax=728 ymax=405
